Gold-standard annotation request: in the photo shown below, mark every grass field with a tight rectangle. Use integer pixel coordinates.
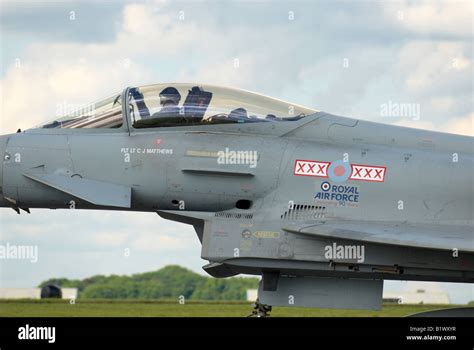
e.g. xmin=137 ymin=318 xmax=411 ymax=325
xmin=0 ymin=299 xmax=467 ymax=317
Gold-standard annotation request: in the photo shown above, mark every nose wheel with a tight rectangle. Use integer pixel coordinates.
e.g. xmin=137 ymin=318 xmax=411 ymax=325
xmin=247 ymin=299 xmax=272 ymax=317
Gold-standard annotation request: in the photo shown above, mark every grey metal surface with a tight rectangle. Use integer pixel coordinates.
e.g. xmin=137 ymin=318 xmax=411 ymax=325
xmin=284 ymin=220 xmax=474 ymax=252
xmin=23 ymin=172 xmax=131 ymax=208
xmin=259 ymin=276 xmax=383 ymax=310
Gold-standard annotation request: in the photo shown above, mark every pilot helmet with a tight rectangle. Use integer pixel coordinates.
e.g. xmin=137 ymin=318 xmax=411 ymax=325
xmin=159 ymin=87 xmax=181 ymax=106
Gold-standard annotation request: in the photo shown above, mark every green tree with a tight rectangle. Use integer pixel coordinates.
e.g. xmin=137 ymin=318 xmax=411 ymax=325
xmin=39 ymin=265 xmax=259 ymax=301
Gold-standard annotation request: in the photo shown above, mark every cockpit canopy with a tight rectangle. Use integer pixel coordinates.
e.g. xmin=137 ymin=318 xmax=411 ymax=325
xmin=41 ymin=93 xmax=123 ymax=129
xmin=40 ymin=83 xmax=317 ymax=129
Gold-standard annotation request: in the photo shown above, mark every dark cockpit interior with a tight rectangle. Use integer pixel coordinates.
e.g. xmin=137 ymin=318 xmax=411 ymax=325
xmin=132 ymin=85 xmax=307 ymax=128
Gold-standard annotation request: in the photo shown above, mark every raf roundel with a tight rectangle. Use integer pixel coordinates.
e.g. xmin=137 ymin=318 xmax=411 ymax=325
xmin=321 ymin=181 xmax=331 ymax=191
xmin=327 ymin=160 xmax=351 ymax=183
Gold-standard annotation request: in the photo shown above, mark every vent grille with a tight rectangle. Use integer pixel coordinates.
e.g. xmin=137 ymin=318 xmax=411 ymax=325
xmin=215 ymin=212 xmax=254 ymax=220
xmin=281 ymin=204 xmax=326 ymax=220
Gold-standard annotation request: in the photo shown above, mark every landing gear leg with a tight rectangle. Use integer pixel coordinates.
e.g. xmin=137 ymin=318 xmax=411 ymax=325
xmin=247 ymin=298 xmax=272 ymax=317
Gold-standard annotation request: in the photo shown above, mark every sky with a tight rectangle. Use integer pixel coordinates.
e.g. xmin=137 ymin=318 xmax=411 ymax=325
xmin=0 ymin=0 xmax=473 ymax=303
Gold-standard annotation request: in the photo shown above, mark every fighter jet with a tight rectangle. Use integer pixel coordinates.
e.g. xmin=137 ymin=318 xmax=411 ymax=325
xmin=1 ymin=83 xmax=472 ymax=316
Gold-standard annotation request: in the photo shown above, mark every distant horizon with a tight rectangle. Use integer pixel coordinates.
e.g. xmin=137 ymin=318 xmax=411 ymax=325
xmin=1 ymin=262 xmax=472 ymax=305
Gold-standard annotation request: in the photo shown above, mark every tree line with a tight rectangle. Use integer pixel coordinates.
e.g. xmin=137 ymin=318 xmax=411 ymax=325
xmin=38 ymin=265 xmax=259 ymax=300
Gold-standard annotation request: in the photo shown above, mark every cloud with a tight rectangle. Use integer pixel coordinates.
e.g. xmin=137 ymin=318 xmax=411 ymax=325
xmin=0 ymin=209 xmax=198 ymax=254
xmin=0 ymin=50 xmax=150 ymax=133
xmin=397 ymin=41 xmax=472 ymax=95
xmin=2 ymin=1 xmax=471 ymax=134
xmin=132 ymin=234 xmax=193 ymax=253
xmin=92 ymin=231 xmax=129 ymax=247
xmin=382 ymin=0 xmax=473 ymax=38
xmin=391 ymin=113 xmax=474 ymax=137
xmin=0 ymin=2 xmax=196 ymax=133
xmin=0 ymin=208 xmax=203 ymax=287
xmin=445 ymin=113 xmax=474 ymax=136
xmin=0 ymin=0 xmax=124 ymax=43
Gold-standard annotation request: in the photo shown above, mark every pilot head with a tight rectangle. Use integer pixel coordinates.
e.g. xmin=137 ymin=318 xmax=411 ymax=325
xmin=228 ymin=107 xmax=248 ymax=120
xmin=159 ymin=87 xmax=181 ymax=107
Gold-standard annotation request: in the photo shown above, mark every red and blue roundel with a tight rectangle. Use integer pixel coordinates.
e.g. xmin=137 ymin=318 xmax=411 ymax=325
xmin=321 ymin=181 xmax=331 ymax=191
xmin=327 ymin=160 xmax=351 ymax=183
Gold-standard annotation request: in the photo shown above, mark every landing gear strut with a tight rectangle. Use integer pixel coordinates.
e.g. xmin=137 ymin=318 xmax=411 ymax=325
xmin=247 ymin=298 xmax=272 ymax=317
